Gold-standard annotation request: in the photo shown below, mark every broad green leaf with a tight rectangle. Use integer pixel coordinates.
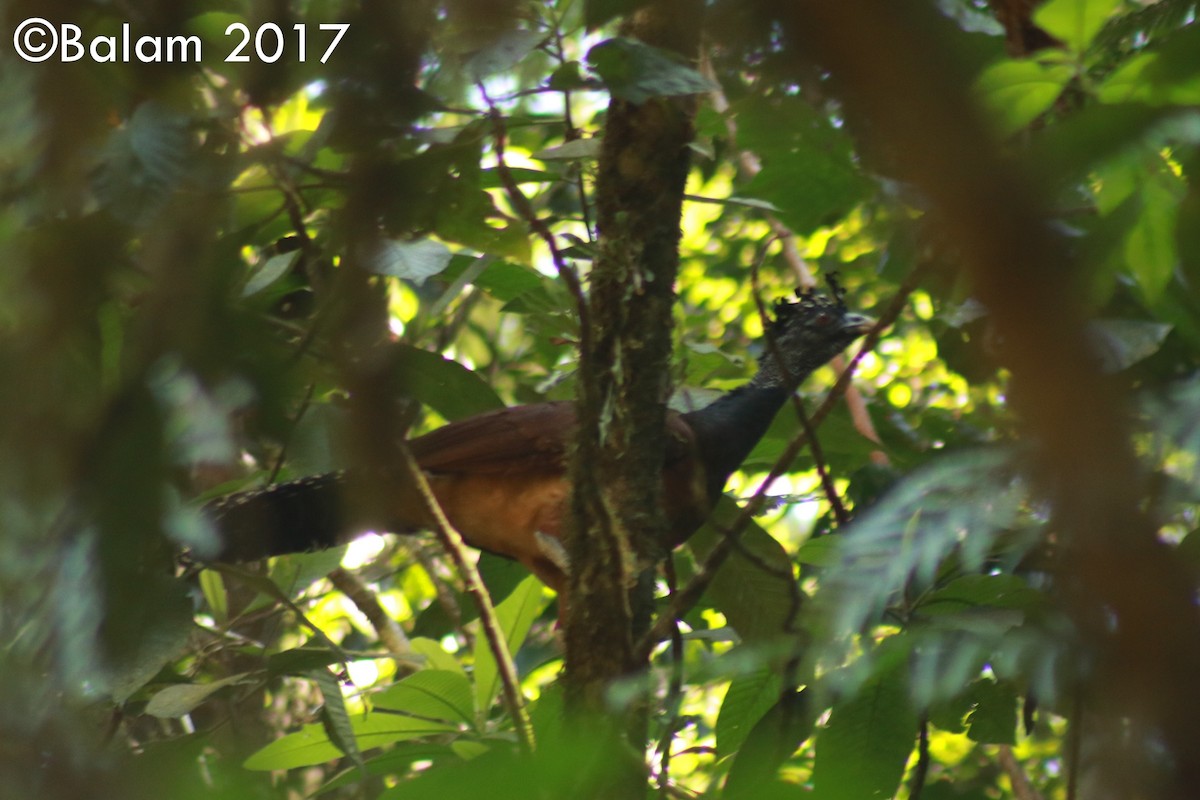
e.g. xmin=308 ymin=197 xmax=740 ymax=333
xmin=1026 ymin=103 xmax=1175 ymax=194
xmin=365 ymin=239 xmax=453 ymax=284
xmin=716 ymin=670 xmax=782 ymax=758
xmin=734 ymin=95 xmax=868 ymax=235
xmin=1033 ymin=0 xmax=1121 ymax=54
xmin=531 ymin=138 xmax=602 ymax=161
xmin=1087 ymin=319 xmax=1173 ymax=372
xmin=1126 ymin=174 xmax=1182 ymax=303
xmin=587 ymin=38 xmax=717 ymax=104
xmin=145 ymin=674 xmax=249 ymax=718
xmin=409 ymin=638 xmax=466 ymax=675
xmin=965 ymin=678 xmax=1018 ymax=745
xmin=389 ymin=344 xmax=504 ymax=421
xmin=818 ymin=448 xmax=1027 ymax=637
xmin=106 ymin=582 xmax=195 ymax=704
xmin=918 ymin=574 xmax=1043 ymax=617
xmin=316 ymin=743 xmax=461 ymax=795
xmin=243 ymin=713 xmax=456 ymax=770
xmin=691 ymin=498 xmax=798 ymax=642
xmin=373 ymin=670 xmax=474 ymax=725
xmin=94 ymin=101 xmax=193 ymax=225
xmin=724 ymin=690 xmax=814 ymax=799
xmin=465 ymin=30 xmax=545 ymax=81
xmin=472 ymin=576 xmax=548 ymax=716
xmin=975 ymin=59 xmax=1074 ymax=136
xmin=243 ymin=250 xmax=299 ymax=297
xmin=811 ymin=661 xmax=918 ymax=800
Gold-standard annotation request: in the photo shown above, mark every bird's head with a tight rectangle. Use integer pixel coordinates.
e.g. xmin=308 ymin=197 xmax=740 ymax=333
xmin=755 ymin=279 xmax=874 ymax=388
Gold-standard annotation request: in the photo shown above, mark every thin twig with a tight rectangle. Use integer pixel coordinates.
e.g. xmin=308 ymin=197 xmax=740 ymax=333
xmin=655 ymin=558 xmax=686 ymax=798
xmin=911 ymin=716 xmax=930 ymax=800
xmin=395 ymin=445 xmax=535 ymax=754
xmin=998 ymin=744 xmax=1044 ymax=800
xmin=267 ymin=382 xmax=316 ymax=485
xmin=328 ymin=567 xmax=419 ymax=669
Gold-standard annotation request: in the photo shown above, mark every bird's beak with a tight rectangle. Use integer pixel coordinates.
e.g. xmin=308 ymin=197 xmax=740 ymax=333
xmin=841 ymin=313 xmax=876 ymax=336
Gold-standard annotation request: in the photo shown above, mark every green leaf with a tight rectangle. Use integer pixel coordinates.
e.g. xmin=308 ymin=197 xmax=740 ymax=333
xmin=198 ymin=568 xmax=228 ymax=624
xmin=389 ymin=344 xmax=505 ymax=421
xmin=409 ymin=638 xmax=466 ymax=675
xmin=145 ymin=674 xmax=249 ymax=718
xmin=724 ymin=690 xmax=814 ymax=799
xmin=586 ymin=37 xmax=717 ymax=104
xmin=313 ymin=668 xmax=364 ymax=772
xmin=1087 ymin=318 xmax=1173 ymax=372
xmin=716 ymin=670 xmax=782 ymax=758
xmin=1033 ymin=0 xmax=1121 ymax=54
xmin=811 ymin=661 xmax=918 ymax=800
xmin=465 ymin=30 xmax=545 ymax=81
xmin=818 ymin=448 xmax=1027 ymax=637
xmin=965 ymin=678 xmax=1018 ymax=745
xmin=243 ymin=713 xmax=456 ymax=771
xmin=472 ymin=576 xmax=547 ymax=715
xmin=531 ymin=138 xmax=602 ymax=161
xmin=691 ymin=498 xmax=798 ymax=641
xmin=974 ymin=59 xmax=1074 ymax=136
xmin=373 ymin=670 xmax=474 ymax=725
xmin=268 ymin=647 xmax=354 ymax=677
xmin=243 ymin=250 xmax=300 ymax=297
xmin=365 ymin=239 xmax=453 ymax=284
xmin=1026 ymin=103 xmax=1176 ymax=194
xmin=734 ymin=96 xmax=868 ymax=235
xmin=94 ymin=101 xmax=193 ymax=225
xmin=1126 ymin=172 xmax=1183 ymax=303
xmin=918 ymin=574 xmax=1043 ymax=617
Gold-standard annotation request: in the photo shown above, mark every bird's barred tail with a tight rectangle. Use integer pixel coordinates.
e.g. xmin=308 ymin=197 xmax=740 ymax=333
xmin=206 ymin=473 xmax=352 ymax=561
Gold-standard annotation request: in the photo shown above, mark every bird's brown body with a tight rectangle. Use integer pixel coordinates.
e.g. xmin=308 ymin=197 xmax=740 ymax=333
xmin=207 ymin=290 xmax=873 ymax=594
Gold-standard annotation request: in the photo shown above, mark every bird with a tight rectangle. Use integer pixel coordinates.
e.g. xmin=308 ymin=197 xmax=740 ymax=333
xmin=204 ymin=288 xmax=873 ymax=595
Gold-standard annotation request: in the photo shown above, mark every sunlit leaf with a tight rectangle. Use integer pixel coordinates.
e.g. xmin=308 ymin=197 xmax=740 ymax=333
xmin=365 ymin=239 xmax=454 ymax=284
xmin=243 ymin=713 xmax=456 ymax=771
xmin=373 ymin=670 xmax=474 ymax=725
xmin=1033 ymin=0 xmax=1121 ymax=53
xmin=975 ymin=59 xmax=1074 ymax=136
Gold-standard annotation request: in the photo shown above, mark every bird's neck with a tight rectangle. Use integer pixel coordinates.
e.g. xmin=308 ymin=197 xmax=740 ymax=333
xmin=681 ymin=382 xmax=792 ymax=500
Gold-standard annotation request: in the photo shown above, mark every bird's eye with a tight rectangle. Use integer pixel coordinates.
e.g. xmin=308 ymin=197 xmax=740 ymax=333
xmin=813 ymin=312 xmax=832 ymax=326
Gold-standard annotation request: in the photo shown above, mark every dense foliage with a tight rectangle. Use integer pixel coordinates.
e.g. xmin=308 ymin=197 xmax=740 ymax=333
xmin=4 ymin=0 xmax=1200 ymax=798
